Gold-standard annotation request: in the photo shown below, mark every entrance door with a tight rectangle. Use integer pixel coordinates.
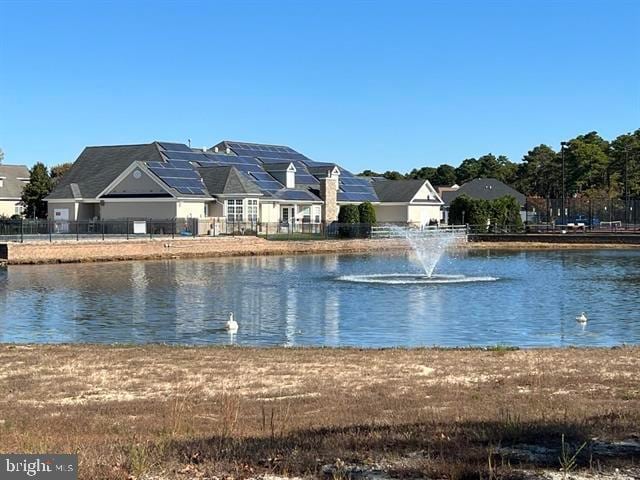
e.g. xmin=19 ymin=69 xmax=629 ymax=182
xmin=281 ymin=206 xmax=294 ymax=224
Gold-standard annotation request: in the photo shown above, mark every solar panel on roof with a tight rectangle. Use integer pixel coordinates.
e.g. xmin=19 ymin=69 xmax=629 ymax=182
xmin=205 ymin=154 xmax=261 ymax=165
xmin=228 ymin=143 xmax=296 ymax=153
xmin=163 ymin=151 xmax=210 ymax=162
xmin=259 ymin=152 xmax=309 ymax=161
xmin=149 ymin=167 xmax=200 ymax=179
xmin=339 ymin=185 xmax=372 ymax=193
xmin=338 ymin=192 xmax=378 ymax=202
xmin=258 ymin=157 xmax=292 ymax=165
xmin=276 ymin=190 xmax=317 ymax=201
xmin=294 ymin=174 xmax=320 ymax=185
xmin=254 ymin=180 xmax=283 ymax=192
xmin=166 ymin=160 xmax=194 ymax=169
xmin=250 ymin=171 xmax=276 ymax=181
xmin=340 ymin=177 xmax=370 ymax=186
xmin=158 ymin=142 xmax=192 ymax=152
xmin=230 ymin=163 xmax=264 ymax=173
xmin=162 ymin=178 xmax=203 ymax=189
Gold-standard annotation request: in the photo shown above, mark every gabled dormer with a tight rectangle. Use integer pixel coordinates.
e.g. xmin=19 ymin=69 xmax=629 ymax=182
xmin=263 ymin=162 xmax=296 ymax=188
xmin=308 ymin=165 xmax=340 ymax=180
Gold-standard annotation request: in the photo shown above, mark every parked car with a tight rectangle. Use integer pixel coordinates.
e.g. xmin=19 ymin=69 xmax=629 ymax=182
xmin=570 ymin=214 xmax=600 ymax=226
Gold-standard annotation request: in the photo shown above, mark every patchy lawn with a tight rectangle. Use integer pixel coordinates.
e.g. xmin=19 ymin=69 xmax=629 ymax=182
xmin=0 ymin=345 xmax=639 ymax=479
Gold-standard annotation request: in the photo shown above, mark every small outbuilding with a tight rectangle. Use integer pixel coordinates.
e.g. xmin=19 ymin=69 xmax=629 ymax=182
xmin=439 ymin=178 xmax=526 ymax=224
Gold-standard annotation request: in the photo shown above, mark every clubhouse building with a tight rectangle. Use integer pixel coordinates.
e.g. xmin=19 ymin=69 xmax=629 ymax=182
xmin=46 ymin=141 xmax=443 ymax=230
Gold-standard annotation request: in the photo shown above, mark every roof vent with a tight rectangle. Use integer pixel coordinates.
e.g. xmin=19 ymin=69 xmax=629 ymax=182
xmin=214 ymin=146 xmax=219 ymax=153
xmin=225 ymin=147 xmax=231 ymax=154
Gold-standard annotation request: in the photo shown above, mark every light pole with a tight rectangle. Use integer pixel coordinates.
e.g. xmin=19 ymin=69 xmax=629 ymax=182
xmin=561 ymin=141 xmax=569 ymax=225
xmin=624 ymin=147 xmax=630 ymax=227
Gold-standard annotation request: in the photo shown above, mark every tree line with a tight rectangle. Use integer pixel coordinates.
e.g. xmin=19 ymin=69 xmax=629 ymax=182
xmin=359 ymin=129 xmax=640 ymax=199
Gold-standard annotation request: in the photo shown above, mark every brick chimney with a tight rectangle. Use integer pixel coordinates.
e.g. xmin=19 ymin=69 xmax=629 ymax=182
xmin=319 ymin=170 xmax=339 ymax=222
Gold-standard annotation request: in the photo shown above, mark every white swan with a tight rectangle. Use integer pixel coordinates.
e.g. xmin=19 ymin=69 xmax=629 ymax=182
xmin=225 ymin=312 xmax=238 ymax=332
xmin=576 ymin=312 xmax=587 ymax=323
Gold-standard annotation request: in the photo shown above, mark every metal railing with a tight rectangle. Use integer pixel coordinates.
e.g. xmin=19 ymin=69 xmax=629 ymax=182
xmin=0 ymin=218 xmax=220 ymax=243
xmin=0 ymin=218 xmax=378 ymax=242
xmin=371 ymin=224 xmax=468 ymax=239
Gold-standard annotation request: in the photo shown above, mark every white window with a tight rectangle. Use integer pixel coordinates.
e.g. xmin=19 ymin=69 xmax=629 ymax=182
xmin=246 ymin=199 xmax=258 ymax=222
xmin=0 ymin=178 xmax=4 ymax=188
xmin=15 ymin=204 xmax=23 ymax=215
xmin=227 ymin=199 xmax=243 ymax=222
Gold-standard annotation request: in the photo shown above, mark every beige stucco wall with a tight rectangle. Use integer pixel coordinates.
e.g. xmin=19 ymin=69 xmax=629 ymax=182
xmin=110 ymin=169 xmax=167 ymax=195
xmin=176 ymin=201 xmax=207 ymax=219
xmin=100 ymin=201 xmax=177 ymax=220
xmin=373 ymin=204 xmax=408 ymax=223
xmin=0 ymin=199 xmax=20 ymax=218
xmin=407 ymin=205 xmax=442 ymax=225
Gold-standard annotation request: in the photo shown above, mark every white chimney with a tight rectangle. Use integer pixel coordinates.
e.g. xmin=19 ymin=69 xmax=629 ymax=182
xmin=225 ymin=147 xmax=231 ymax=154
xmin=214 ymin=146 xmax=219 ymax=153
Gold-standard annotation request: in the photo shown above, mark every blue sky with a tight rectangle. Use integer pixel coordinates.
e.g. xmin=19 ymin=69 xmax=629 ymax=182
xmin=0 ymin=0 xmax=638 ymax=173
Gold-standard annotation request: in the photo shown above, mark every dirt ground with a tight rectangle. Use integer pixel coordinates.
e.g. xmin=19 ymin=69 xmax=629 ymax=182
xmin=0 ymin=345 xmax=639 ymax=479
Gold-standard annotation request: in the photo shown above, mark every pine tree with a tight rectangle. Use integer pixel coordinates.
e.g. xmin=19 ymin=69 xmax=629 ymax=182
xmin=21 ymin=163 xmax=52 ymax=218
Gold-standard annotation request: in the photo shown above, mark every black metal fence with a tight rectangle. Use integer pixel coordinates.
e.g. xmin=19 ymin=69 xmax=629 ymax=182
xmin=3 ymin=215 xmax=639 ymax=243
xmin=524 ymin=196 xmax=640 ymax=227
xmin=0 ymin=218 xmax=375 ymax=243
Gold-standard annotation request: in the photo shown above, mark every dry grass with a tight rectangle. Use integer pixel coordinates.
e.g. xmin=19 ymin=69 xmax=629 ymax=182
xmin=0 ymin=345 xmax=639 ymax=479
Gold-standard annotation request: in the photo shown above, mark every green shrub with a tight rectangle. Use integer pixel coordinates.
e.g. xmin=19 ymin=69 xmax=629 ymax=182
xmin=450 ymin=194 xmax=522 ymax=230
xmin=338 ymin=204 xmax=360 ymax=224
xmin=358 ymin=202 xmax=376 ymax=225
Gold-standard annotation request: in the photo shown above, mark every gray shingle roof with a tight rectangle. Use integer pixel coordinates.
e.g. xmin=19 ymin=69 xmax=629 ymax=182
xmin=198 ymin=166 xmax=262 ymax=196
xmin=46 ymin=140 xmax=378 ymax=203
xmin=263 ymin=162 xmax=293 ymax=172
xmin=46 ymin=143 xmax=165 ymax=200
xmin=373 ymin=179 xmax=433 ymax=203
xmin=441 ymin=178 xmax=525 ymax=206
xmin=0 ymin=164 xmax=30 ymax=199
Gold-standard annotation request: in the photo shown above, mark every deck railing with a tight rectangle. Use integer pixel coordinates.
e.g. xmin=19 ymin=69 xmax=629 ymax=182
xmin=370 ymin=224 xmax=468 ymax=239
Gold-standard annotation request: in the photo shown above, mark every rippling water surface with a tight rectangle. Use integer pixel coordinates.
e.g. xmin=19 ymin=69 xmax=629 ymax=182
xmin=1 ymin=249 xmax=639 ymax=347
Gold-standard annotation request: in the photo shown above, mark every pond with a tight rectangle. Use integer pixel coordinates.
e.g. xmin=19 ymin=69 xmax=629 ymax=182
xmin=1 ymin=249 xmax=639 ymax=347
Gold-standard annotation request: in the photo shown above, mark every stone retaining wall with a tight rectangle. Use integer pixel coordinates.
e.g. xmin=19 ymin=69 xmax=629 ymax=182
xmin=0 ymin=237 xmax=409 ymax=265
